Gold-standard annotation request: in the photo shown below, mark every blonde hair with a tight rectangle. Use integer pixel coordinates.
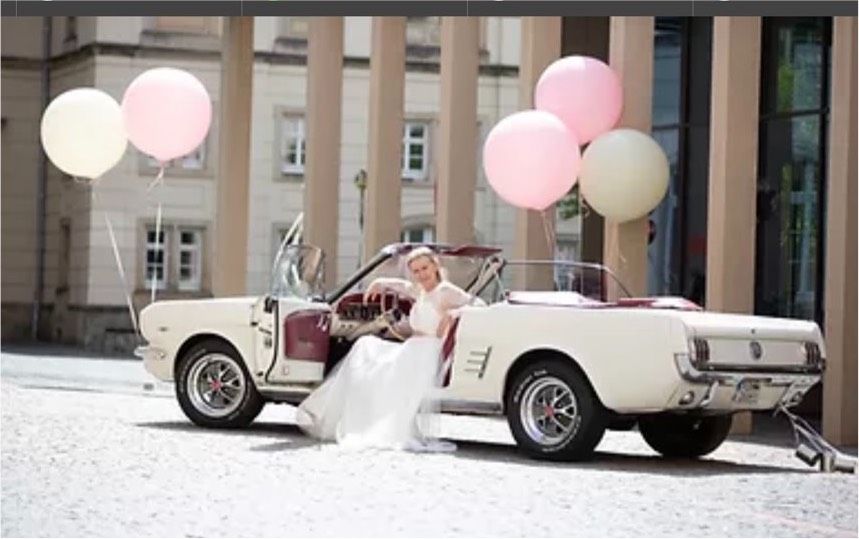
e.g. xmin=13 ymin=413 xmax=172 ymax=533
xmin=405 ymin=246 xmax=447 ymax=282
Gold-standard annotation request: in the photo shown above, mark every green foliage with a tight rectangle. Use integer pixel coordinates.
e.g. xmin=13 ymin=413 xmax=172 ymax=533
xmin=558 ymin=185 xmax=581 ymax=220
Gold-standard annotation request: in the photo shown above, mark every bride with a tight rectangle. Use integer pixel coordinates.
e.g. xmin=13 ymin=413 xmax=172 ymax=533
xmin=295 ymin=247 xmax=478 ymax=451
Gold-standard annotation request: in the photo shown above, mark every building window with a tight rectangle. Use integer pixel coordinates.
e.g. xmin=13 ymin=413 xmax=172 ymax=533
xmin=143 ymin=225 xmax=205 ymax=292
xmin=406 ymin=17 xmax=441 ymax=47
xmin=153 ymin=17 xmax=220 ymax=35
xmin=281 ymin=115 xmax=306 ymax=175
xmin=145 ymin=228 xmax=168 ymax=290
xmin=646 ymin=17 xmax=713 ymax=306
xmin=177 ymin=230 xmax=202 ymax=291
xmin=554 ymin=239 xmax=580 ymax=291
xmin=401 ymin=225 xmax=434 ymax=244
xmin=146 ymin=139 xmax=207 ymax=171
xmin=278 ymin=18 xmax=310 ymax=40
xmin=755 ymin=17 xmax=830 ymax=323
xmin=402 ymin=121 xmax=429 ymax=181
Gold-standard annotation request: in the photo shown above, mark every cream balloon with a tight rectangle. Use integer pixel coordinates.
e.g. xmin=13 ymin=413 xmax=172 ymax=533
xmin=40 ymin=88 xmax=128 ymax=179
xmin=579 ymin=129 xmax=670 ymax=223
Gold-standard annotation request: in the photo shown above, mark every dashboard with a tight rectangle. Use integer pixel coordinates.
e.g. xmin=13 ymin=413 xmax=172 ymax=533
xmin=330 ymin=292 xmax=414 ymax=340
xmin=334 ymin=292 xmax=413 ymax=322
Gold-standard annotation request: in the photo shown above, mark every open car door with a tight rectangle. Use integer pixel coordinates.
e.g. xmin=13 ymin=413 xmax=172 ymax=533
xmin=253 ymin=214 xmax=332 ymax=386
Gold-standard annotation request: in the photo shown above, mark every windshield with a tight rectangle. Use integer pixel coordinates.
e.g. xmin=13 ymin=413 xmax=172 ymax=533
xmin=475 ymin=261 xmax=632 ymax=304
xmin=270 ymin=244 xmax=325 ymax=299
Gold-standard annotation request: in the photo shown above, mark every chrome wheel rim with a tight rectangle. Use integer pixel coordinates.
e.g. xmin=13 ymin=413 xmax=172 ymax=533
xmin=520 ymin=376 xmax=580 ymax=446
xmin=187 ymin=353 xmax=246 ymax=418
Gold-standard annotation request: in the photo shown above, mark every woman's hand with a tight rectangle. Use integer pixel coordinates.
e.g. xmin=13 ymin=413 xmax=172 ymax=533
xmin=363 ymin=281 xmax=381 ymax=304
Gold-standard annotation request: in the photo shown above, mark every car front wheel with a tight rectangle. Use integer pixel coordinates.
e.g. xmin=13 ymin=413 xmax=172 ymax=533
xmin=639 ymin=413 xmax=732 ymax=458
xmin=506 ymin=359 xmax=607 ymax=461
xmin=176 ymin=338 xmax=264 ymax=428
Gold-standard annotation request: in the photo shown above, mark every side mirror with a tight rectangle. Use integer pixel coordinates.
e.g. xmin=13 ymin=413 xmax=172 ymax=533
xmin=264 ymin=296 xmax=276 ymax=313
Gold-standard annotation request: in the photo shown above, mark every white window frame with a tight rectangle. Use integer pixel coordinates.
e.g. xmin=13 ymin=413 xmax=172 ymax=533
xmin=401 ymin=121 xmax=429 ymax=181
xmin=177 ymin=229 xmax=203 ymax=292
xmin=280 ymin=115 xmax=306 ymax=175
xmin=401 ymin=225 xmax=435 ymax=244
xmin=145 ymin=228 xmax=169 ymax=291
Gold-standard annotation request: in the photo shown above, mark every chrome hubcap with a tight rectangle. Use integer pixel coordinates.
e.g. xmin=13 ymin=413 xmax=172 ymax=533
xmin=187 ymin=354 xmax=246 ymax=418
xmin=520 ymin=376 xmax=580 ymax=446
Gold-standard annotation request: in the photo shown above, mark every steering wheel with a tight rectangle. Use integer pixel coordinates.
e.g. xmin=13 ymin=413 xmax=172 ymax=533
xmin=374 ymin=289 xmax=408 ymax=341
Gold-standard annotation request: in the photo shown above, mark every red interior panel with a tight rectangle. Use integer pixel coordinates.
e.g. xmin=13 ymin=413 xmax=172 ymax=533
xmin=283 ymin=309 xmax=330 ymax=362
xmin=440 ymin=318 xmax=460 ymax=387
xmin=507 ymin=292 xmax=701 ymax=311
xmin=613 ymin=297 xmax=702 ymax=311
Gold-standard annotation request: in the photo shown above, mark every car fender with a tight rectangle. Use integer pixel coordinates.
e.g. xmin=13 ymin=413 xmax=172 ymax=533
xmin=451 ymin=304 xmax=689 ymax=412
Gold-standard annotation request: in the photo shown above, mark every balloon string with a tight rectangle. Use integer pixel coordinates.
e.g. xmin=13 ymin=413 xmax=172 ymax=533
xmin=539 ymin=208 xmax=555 ymax=259
xmin=149 ymin=165 xmax=165 ymax=305
xmin=91 ymin=186 xmax=141 ymax=338
xmin=147 ymin=165 xmax=165 ymax=192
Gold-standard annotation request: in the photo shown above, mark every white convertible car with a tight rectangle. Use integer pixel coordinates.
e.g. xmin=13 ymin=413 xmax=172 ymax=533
xmin=138 ymin=241 xmax=825 ymax=461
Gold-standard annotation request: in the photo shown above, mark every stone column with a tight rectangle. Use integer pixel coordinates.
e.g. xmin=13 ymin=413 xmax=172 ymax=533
xmin=822 ymin=16 xmax=857 ymax=446
xmin=561 ymin=17 xmax=610 ymax=265
xmin=604 ymin=17 xmax=654 ymax=298
xmin=436 ymin=17 xmax=479 ymax=246
xmin=363 ymin=17 xmax=406 ymax=259
xmin=304 ymin=17 xmax=344 ymax=290
xmin=213 ymin=17 xmax=253 ymax=296
xmin=513 ymin=17 xmax=561 ymax=290
xmin=706 ymin=17 xmax=762 ymax=434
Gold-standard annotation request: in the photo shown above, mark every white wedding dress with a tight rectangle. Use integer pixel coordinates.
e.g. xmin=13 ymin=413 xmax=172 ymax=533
xmin=296 ymin=279 xmax=473 ymax=451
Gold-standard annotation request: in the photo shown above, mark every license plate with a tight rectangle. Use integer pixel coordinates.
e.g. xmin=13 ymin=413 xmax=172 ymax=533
xmin=733 ymin=380 xmax=761 ymax=405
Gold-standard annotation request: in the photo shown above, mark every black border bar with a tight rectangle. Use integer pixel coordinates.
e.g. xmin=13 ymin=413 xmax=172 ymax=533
xmin=2 ymin=0 xmax=856 ymax=17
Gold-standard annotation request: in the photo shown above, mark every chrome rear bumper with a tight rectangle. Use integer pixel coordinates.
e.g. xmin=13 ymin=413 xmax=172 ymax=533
xmin=671 ymin=353 xmax=822 ymax=411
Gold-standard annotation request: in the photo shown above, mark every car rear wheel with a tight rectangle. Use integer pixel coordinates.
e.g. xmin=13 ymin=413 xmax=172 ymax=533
xmin=639 ymin=414 xmax=732 ymax=458
xmin=506 ymin=359 xmax=607 ymax=461
xmin=176 ymin=338 xmax=264 ymax=428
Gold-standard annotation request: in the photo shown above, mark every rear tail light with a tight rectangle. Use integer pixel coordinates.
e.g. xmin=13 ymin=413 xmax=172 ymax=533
xmin=689 ymin=337 xmax=710 ymax=367
xmin=803 ymin=342 xmax=824 ymax=368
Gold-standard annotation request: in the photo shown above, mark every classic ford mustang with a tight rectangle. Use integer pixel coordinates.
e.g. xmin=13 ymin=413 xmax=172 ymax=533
xmin=137 ymin=239 xmax=825 ymax=461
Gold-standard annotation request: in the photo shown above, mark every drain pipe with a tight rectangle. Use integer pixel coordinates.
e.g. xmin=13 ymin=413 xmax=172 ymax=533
xmin=31 ymin=16 xmax=51 ymax=340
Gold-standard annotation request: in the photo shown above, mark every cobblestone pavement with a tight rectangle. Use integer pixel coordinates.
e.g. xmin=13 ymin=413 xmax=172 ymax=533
xmin=2 ymin=347 xmax=857 ymax=538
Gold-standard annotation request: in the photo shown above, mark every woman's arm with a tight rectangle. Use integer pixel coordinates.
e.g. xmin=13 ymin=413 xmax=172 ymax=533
xmin=437 ymin=281 xmax=485 ymax=314
xmin=435 ymin=282 xmax=485 ymax=337
xmin=363 ymin=277 xmax=418 ymax=302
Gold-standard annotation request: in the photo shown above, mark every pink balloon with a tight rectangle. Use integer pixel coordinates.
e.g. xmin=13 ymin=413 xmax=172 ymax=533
xmin=535 ymin=56 xmax=623 ymax=144
xmin=483 ymin=110 xmax=580 ymax=211
xmin=121 ymin=68 xmax=212 ymax=163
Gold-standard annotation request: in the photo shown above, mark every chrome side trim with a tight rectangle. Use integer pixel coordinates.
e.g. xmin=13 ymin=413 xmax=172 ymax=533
xmin=439 ymin=399 xmax=503 ymax=415
xmin=134 ymin=345 xmax=167 ymax=361
xmin=463 ymin=346 xmax=492 ymax=379
xmin=259 ymin=386 xmax=313 ymax=404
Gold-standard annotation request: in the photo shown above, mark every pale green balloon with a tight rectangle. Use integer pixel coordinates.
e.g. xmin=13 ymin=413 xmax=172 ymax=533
xmin=579 ymin=128 xmax=670 ymax=223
